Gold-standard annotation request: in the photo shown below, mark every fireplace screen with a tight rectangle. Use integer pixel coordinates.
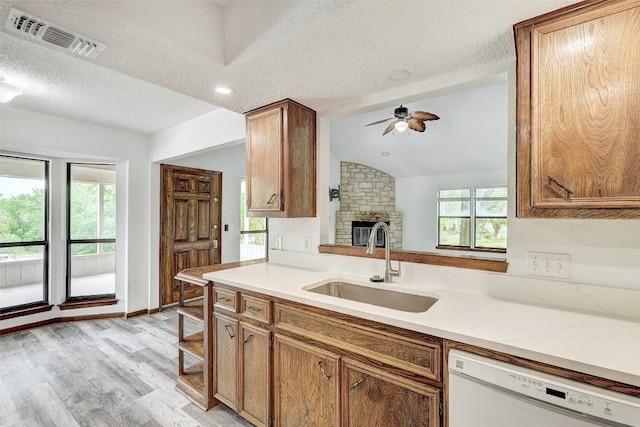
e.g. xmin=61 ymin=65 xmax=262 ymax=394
xmin=352 ymin=221 xmax=389 ymax=247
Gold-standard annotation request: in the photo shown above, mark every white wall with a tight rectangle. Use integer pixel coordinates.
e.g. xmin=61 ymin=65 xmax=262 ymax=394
xmin=396 ymin=170 xmax=507 ymax=256
xmin=169 ymin=143 xmax=247 ymax=263
xmin=149 ymin=108 xmax=245 ymax=163
xmin=0 ymin=106 xmax=150 ymax=329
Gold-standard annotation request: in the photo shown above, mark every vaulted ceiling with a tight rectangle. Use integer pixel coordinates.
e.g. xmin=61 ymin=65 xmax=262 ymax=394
xmin=0 ymin=1 xmax=578 ymax=135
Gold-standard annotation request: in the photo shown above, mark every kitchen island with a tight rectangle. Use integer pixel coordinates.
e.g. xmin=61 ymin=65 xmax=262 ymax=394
xmin=202 ymin=261 xmax=640 ymax=389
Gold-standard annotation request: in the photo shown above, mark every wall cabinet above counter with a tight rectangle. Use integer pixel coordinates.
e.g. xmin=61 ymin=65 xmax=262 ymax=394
xmin=245 ymin=99 xmax=316 ymax=218
xmin=514 ymin=0 xmax=640 ymax=218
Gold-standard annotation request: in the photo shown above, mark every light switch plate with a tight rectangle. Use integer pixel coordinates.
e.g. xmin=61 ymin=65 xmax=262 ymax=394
xmin=527 ymin=252 xmax=570 ymax=279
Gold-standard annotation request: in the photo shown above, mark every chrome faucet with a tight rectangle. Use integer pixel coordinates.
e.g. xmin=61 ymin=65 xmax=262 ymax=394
xmin=365 ymin=221 xmax=400 ymax=282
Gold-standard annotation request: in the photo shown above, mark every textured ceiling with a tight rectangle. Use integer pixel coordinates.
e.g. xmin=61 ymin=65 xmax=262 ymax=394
xmin=0 ymin=0 xmax=579 ymax=136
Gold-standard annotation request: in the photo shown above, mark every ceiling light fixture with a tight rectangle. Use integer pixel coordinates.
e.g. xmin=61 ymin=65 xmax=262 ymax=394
xmin=0 ymin=76 xmax=22 ymax=103
xmin=388 ymin=70 xmax=410 ymax=81
xmin=394 ymin=119 xmax=408 ymax=132
xmin=215 ymin=86 xmax=232 ymax=94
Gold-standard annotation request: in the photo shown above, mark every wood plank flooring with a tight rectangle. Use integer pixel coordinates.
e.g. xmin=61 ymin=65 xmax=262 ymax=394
xmin=0 ymin=308 xmax=253 ymax=427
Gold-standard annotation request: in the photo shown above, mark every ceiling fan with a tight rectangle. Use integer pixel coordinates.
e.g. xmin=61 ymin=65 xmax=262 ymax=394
xmin=365 ymin=105 xmax=439 ymax=135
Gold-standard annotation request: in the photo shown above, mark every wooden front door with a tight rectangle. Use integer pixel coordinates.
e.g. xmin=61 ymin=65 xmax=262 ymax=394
xmin=160 ymin=164 xmax=221 ymax=306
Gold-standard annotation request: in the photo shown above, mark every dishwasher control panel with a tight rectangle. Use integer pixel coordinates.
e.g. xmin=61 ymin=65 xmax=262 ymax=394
xmin=449 ymin=349 xmax=640 ymax=426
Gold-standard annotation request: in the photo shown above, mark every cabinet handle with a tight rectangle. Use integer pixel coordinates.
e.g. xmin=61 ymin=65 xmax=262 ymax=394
xmin=248 ymin=306 xmax=262 ymax=313
xmin=348 ymin=378 xmax=365 ymax=391
xmin=218 ymin=297 xmax=230 ymax=302
xmin=316 ymin=361 xmax=331 ymax=381
xmin=242 ymin=334 xmax=254 ymax=345
xmin=267 ymin=193 xmax=277 ymax=205
xmin=547 ymin=175 xmax=574 ymax=195
xmin=224 ymin=324 xmax=235 ymax=339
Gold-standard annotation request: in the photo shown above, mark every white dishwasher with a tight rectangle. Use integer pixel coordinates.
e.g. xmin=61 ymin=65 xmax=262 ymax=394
xmin=448 ymin=349 xmax=640 ymax=427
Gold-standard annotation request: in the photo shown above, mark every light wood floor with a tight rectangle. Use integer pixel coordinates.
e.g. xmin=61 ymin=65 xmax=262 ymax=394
xmin=0 ymin=308 xmax=253 ymax=427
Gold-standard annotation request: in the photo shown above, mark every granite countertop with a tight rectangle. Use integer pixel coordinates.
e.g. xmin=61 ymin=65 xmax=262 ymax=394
xmin=202 ymin=262 xmax=640 ymax=388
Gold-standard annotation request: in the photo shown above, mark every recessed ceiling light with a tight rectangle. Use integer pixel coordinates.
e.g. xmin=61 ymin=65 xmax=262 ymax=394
xmin=388 ymin=70 xmax=410 ymax=81
xmin=215 ymin=86 xmax=232 ymax=94
xmin=381 ymin=152 xmax=390 ymax=157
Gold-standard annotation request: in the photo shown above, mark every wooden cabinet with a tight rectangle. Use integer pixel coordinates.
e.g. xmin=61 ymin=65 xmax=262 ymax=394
xmin=214 ymin=312 xmax=238 ymax=410
xmin=213 ymin=290 xmax=273 ymax=427
xmin=238 ymin=322 xmax=271 ymax=427
xmin=173 ymin=260 xmax=267 ymax=411
xmin=209 ymin=285 xmax=443 ymax=426
xmin=514 ymin=0 xmax=640 ymax=218
xmin=175 ymin=279 xmax=215 ymax=410
xmin=245 ymin=98 xmax=316 ymax=218
xmin=273 ymin=334 xmax=341 ymax=427
xmin=342 ymin=358 xmax=440 ymax=427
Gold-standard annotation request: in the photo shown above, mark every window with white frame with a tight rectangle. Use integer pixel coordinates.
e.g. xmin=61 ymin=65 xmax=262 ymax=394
xmin=437 ymin=186 xmax=507 ymax=251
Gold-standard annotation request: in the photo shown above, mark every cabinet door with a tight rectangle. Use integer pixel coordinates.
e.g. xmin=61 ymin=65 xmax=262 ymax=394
xmin=342 ymin=358 xmax=440 ymax=427
xmin=273 ymin=334 xmax=340 ymax=427
xmin=214 ymin=312 xmax=238 ymax=410
xmin=238 ymin=322 xmax=271 ymax=427
xmin=516 ymin=1 xmax=640 ymax=218
xmin=246 ymin=106 xmax=282 ymax=212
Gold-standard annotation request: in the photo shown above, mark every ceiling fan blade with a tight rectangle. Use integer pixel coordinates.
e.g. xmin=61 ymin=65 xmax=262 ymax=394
xmin=408 ymin=118 xmax=426 ymax=132
xmin=382 ymin=121 xmax=396 ymax=135
xmin=365 ymin=117 xmax=394 ymax=126
xmin=411 ymin=111 xmax=440 ymax=121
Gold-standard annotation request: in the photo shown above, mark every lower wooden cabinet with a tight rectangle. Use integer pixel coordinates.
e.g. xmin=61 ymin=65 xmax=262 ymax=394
xmin=238 ymin=322 xmax=271 ymax=427
xmin=342 ymin=358 xmax=440 ymax=427
xmin=274 ymin=334 xmax=341 ymax=427
xmin=211 ymin=286 xmax=443 ymax=427
xmin=214 ymin=312 xmax=238 ymax=410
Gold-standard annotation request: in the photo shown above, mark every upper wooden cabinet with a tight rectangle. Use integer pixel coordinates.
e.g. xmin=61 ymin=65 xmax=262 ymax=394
xmin=514 ymin=0 xmax=640 ymax=218
xmin=245 ymin=99 xmax=317 ymax=218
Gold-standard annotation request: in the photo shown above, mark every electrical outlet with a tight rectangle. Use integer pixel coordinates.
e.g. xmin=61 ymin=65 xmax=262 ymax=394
xmin=527 ymin=252 xmax=570 ymax=279
xmin=303 ymin=236 xmax=311 ymax=252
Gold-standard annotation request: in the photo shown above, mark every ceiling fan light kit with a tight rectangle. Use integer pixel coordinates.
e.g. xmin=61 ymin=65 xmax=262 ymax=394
xmin=394 ymin=120 xmax=409 ymax=132
xmin=366 ymin=105 xmax=439 ymax=136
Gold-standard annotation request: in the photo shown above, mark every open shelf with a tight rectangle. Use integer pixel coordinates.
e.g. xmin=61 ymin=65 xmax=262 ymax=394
xmin=178 ymin=331 xmax=205 ymax=359
xmin=176 ymin=277 xmax=215 ymax=410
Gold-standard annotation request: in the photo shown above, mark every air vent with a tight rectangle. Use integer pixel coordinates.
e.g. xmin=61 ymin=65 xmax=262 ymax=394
xmin=4 ymin=8 xmax=107 ymax=59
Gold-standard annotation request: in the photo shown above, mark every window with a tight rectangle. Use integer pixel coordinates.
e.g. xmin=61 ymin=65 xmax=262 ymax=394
xmin=437 ymin=186 xmax=507 ymax=251
xmin=66 ymin=163 xmax=116 ymax=299
xmin=240 ymin=178 xmax=268 ymax=260
xmin=0 ymin=155 xmax=49 ymax=311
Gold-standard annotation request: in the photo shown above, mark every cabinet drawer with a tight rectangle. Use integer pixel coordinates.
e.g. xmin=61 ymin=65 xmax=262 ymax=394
xmin=241 ymin=294 xmax=272 ymax=323
xmin=214 ymin=288 xmax=239 ymax=312
xmin=275 ymin=304 xmax=441 ymax=382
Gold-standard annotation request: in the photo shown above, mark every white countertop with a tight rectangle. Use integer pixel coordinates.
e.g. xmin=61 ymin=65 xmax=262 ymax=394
xmin=204 ymin=262 xmax=640 ymax=388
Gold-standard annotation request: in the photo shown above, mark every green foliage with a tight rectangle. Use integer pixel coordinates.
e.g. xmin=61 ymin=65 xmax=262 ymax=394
xmin=70 ymin=182 xmax=116 ymax=241
xmin=0 ymin=189 xmax=45 ymax=243
xmin=1 ymin=182 xmax=116 ymax=257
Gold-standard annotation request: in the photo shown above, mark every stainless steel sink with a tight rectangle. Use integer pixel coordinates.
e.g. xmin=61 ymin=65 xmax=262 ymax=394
xmin=305 ymin=281 xmax=438 ymax=313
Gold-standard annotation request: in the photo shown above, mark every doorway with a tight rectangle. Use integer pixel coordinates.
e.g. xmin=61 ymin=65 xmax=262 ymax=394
xmin=160 ymin=164 xmax=222 ymax=306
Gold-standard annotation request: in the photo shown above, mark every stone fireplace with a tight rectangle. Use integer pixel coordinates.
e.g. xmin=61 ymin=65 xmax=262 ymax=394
xmin=335 ymin=162 xmax=402 ymax=249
